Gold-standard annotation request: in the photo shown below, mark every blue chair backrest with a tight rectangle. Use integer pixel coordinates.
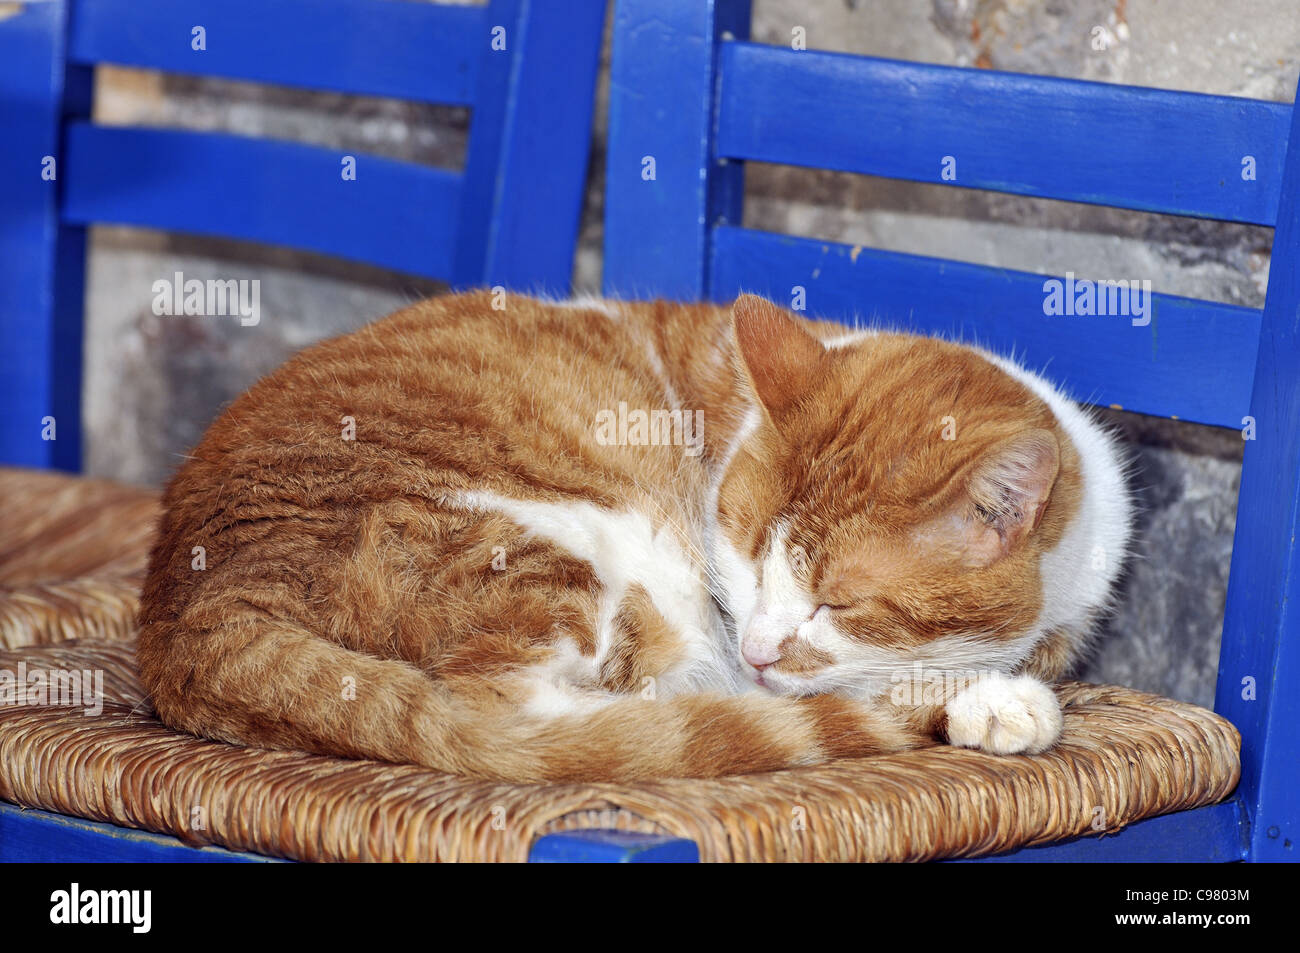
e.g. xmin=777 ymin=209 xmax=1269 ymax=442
xmin=604 ymin=0 xmax=1300 ymax=860
xmin=0 ymin=0 xmax=605 ymax=470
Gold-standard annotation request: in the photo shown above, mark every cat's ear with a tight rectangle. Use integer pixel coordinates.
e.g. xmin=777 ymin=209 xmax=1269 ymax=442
xmin=732 ymin=294 xmax=825 ymax=419
xmin=960 ymin=429 xmax=1061 ymax=564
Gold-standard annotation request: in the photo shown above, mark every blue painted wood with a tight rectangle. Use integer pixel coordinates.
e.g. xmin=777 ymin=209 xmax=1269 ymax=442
xmin=953 ymin=800 xmax=1248 ymax=863
xmin=529 ymin=830 xmax=701 ymax=863
xmin=711 ymin=226 xmax=1261 ymax=429
xmin=2 ymin=0 xmax=601 ymax=470
xmin=453 ymin=0 xmax=607 ymax=294
xmin=0 ymin=0 xmax=88 ymax=471
xmin=530 ymin=802 xmax=1247 ymax=863
xmin=0 ymin=802 xmax=277 ymax=863
xmin=717 ymin=41 xmax=1289 ymax=226
xmin=68 ymin=0 xmax=485 ymax=106
xmin=602 ymin=0 xmax=751 ymax=300
xmin=60 ymin=123 xmax=462 ymax=279
xmin=1214 ymin=67 xmax=1300 ymax=863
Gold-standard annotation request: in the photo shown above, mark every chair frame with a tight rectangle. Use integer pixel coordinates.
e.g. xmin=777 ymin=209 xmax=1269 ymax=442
xmin=602 ymin=0 xmax=1300 ymax=862
xmin=0 ymin=0 xmax=606 ymax=471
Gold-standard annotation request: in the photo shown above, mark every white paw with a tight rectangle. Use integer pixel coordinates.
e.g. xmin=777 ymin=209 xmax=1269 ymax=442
xmin=945 ymin=673 xmax=1062 ymax=755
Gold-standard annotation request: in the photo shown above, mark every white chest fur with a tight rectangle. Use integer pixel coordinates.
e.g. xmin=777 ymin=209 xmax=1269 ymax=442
xmin=449 ymin=490 xmax=739 ymax=697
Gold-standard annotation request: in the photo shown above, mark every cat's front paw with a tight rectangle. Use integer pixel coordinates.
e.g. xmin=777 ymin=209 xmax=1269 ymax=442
xmin=945 ymin=673 xmax=1062 ymax=755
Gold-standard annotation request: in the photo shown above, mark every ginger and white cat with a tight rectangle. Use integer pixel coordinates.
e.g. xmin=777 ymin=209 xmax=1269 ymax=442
xmin=137 ymin=292 xmax=1131 ymax=782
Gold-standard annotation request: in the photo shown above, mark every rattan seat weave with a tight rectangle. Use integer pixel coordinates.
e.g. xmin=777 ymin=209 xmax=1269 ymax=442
xmin=0 ymin=467 xmax=159 ymax=648
xmin=0 ymin=467 xmax=1241 ymax=861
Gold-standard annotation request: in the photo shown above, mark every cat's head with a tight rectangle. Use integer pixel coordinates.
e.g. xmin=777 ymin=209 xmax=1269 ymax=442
xmin=713 ymin=295 xmax=1086 ymax=699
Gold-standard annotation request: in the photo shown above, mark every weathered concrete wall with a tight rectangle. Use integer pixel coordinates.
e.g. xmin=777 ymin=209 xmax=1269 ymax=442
xmin=81 ymin=1 xmax=1300 ymax=707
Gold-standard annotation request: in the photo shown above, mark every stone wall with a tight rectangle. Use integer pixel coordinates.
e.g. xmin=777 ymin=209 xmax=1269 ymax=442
xmin=80 ymin=1 xmax=1300 ymax=707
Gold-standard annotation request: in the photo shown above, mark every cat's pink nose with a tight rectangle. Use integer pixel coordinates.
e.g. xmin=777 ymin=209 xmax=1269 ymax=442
xmin=742 ymin=641 xmax=782 ymax=669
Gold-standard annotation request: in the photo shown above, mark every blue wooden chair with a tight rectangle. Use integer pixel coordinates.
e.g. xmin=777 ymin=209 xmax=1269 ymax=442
xmin=1 ymin=0 xmax=1290 ymax=866
xmin=0 ymin=0 xmax=606 ymax=862
xmin=602 ymin=0 xmax=1299 ymax=861
xmin=0 ymin=0 xmax=606 ymax=472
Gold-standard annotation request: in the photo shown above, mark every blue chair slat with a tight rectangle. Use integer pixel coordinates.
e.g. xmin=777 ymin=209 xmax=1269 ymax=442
xmin=710 ymin=226 xmax=1262 ymax=428
xmin=717 ymin=42 xmax=1290 ymax=226
xmin=605 ymin=0 xmax=1300 ymax=862
xmin=68 ymin=0 xmax=485 ymax=105
xmin=0 ymin=0 xmax=605 ymax=471
xmin=529 ymin=830 xmax=701 ymax=863
xmin=62 ymin=123 xmax=464 ymax=280
xmin=0 ymin=802 xmax=278 ymax=863
xmin=604 ymin=0 xmax=750 ymax=301
xmin=1213 ymin=82 xmax=1300 ymax=862
xmin=0 ymin=0 xmax=88 ymax=471
xmin=453 ymin=0 xmax=608 ymax=293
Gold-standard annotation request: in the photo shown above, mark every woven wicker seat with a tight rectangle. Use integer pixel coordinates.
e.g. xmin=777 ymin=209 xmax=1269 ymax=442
xmin=0 ymin=467 xmax=159 ymax=649
xmin=0 ymin=467 xmax=1241 ymax=861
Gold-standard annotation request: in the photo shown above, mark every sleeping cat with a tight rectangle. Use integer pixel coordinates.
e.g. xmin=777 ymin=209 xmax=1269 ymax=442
xmin=136 ymin=292 xmax=1132 ymax=782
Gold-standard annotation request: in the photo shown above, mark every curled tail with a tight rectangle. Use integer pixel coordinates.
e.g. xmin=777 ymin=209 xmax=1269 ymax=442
xmin=138 ymin=611 xmax=924 ymax=783
xmin=473 ymin=686 xmax=924 ymax=782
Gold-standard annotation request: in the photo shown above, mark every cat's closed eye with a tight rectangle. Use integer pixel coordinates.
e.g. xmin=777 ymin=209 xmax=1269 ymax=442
xmin=816 ymin=603 xmax=850 ymax=613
